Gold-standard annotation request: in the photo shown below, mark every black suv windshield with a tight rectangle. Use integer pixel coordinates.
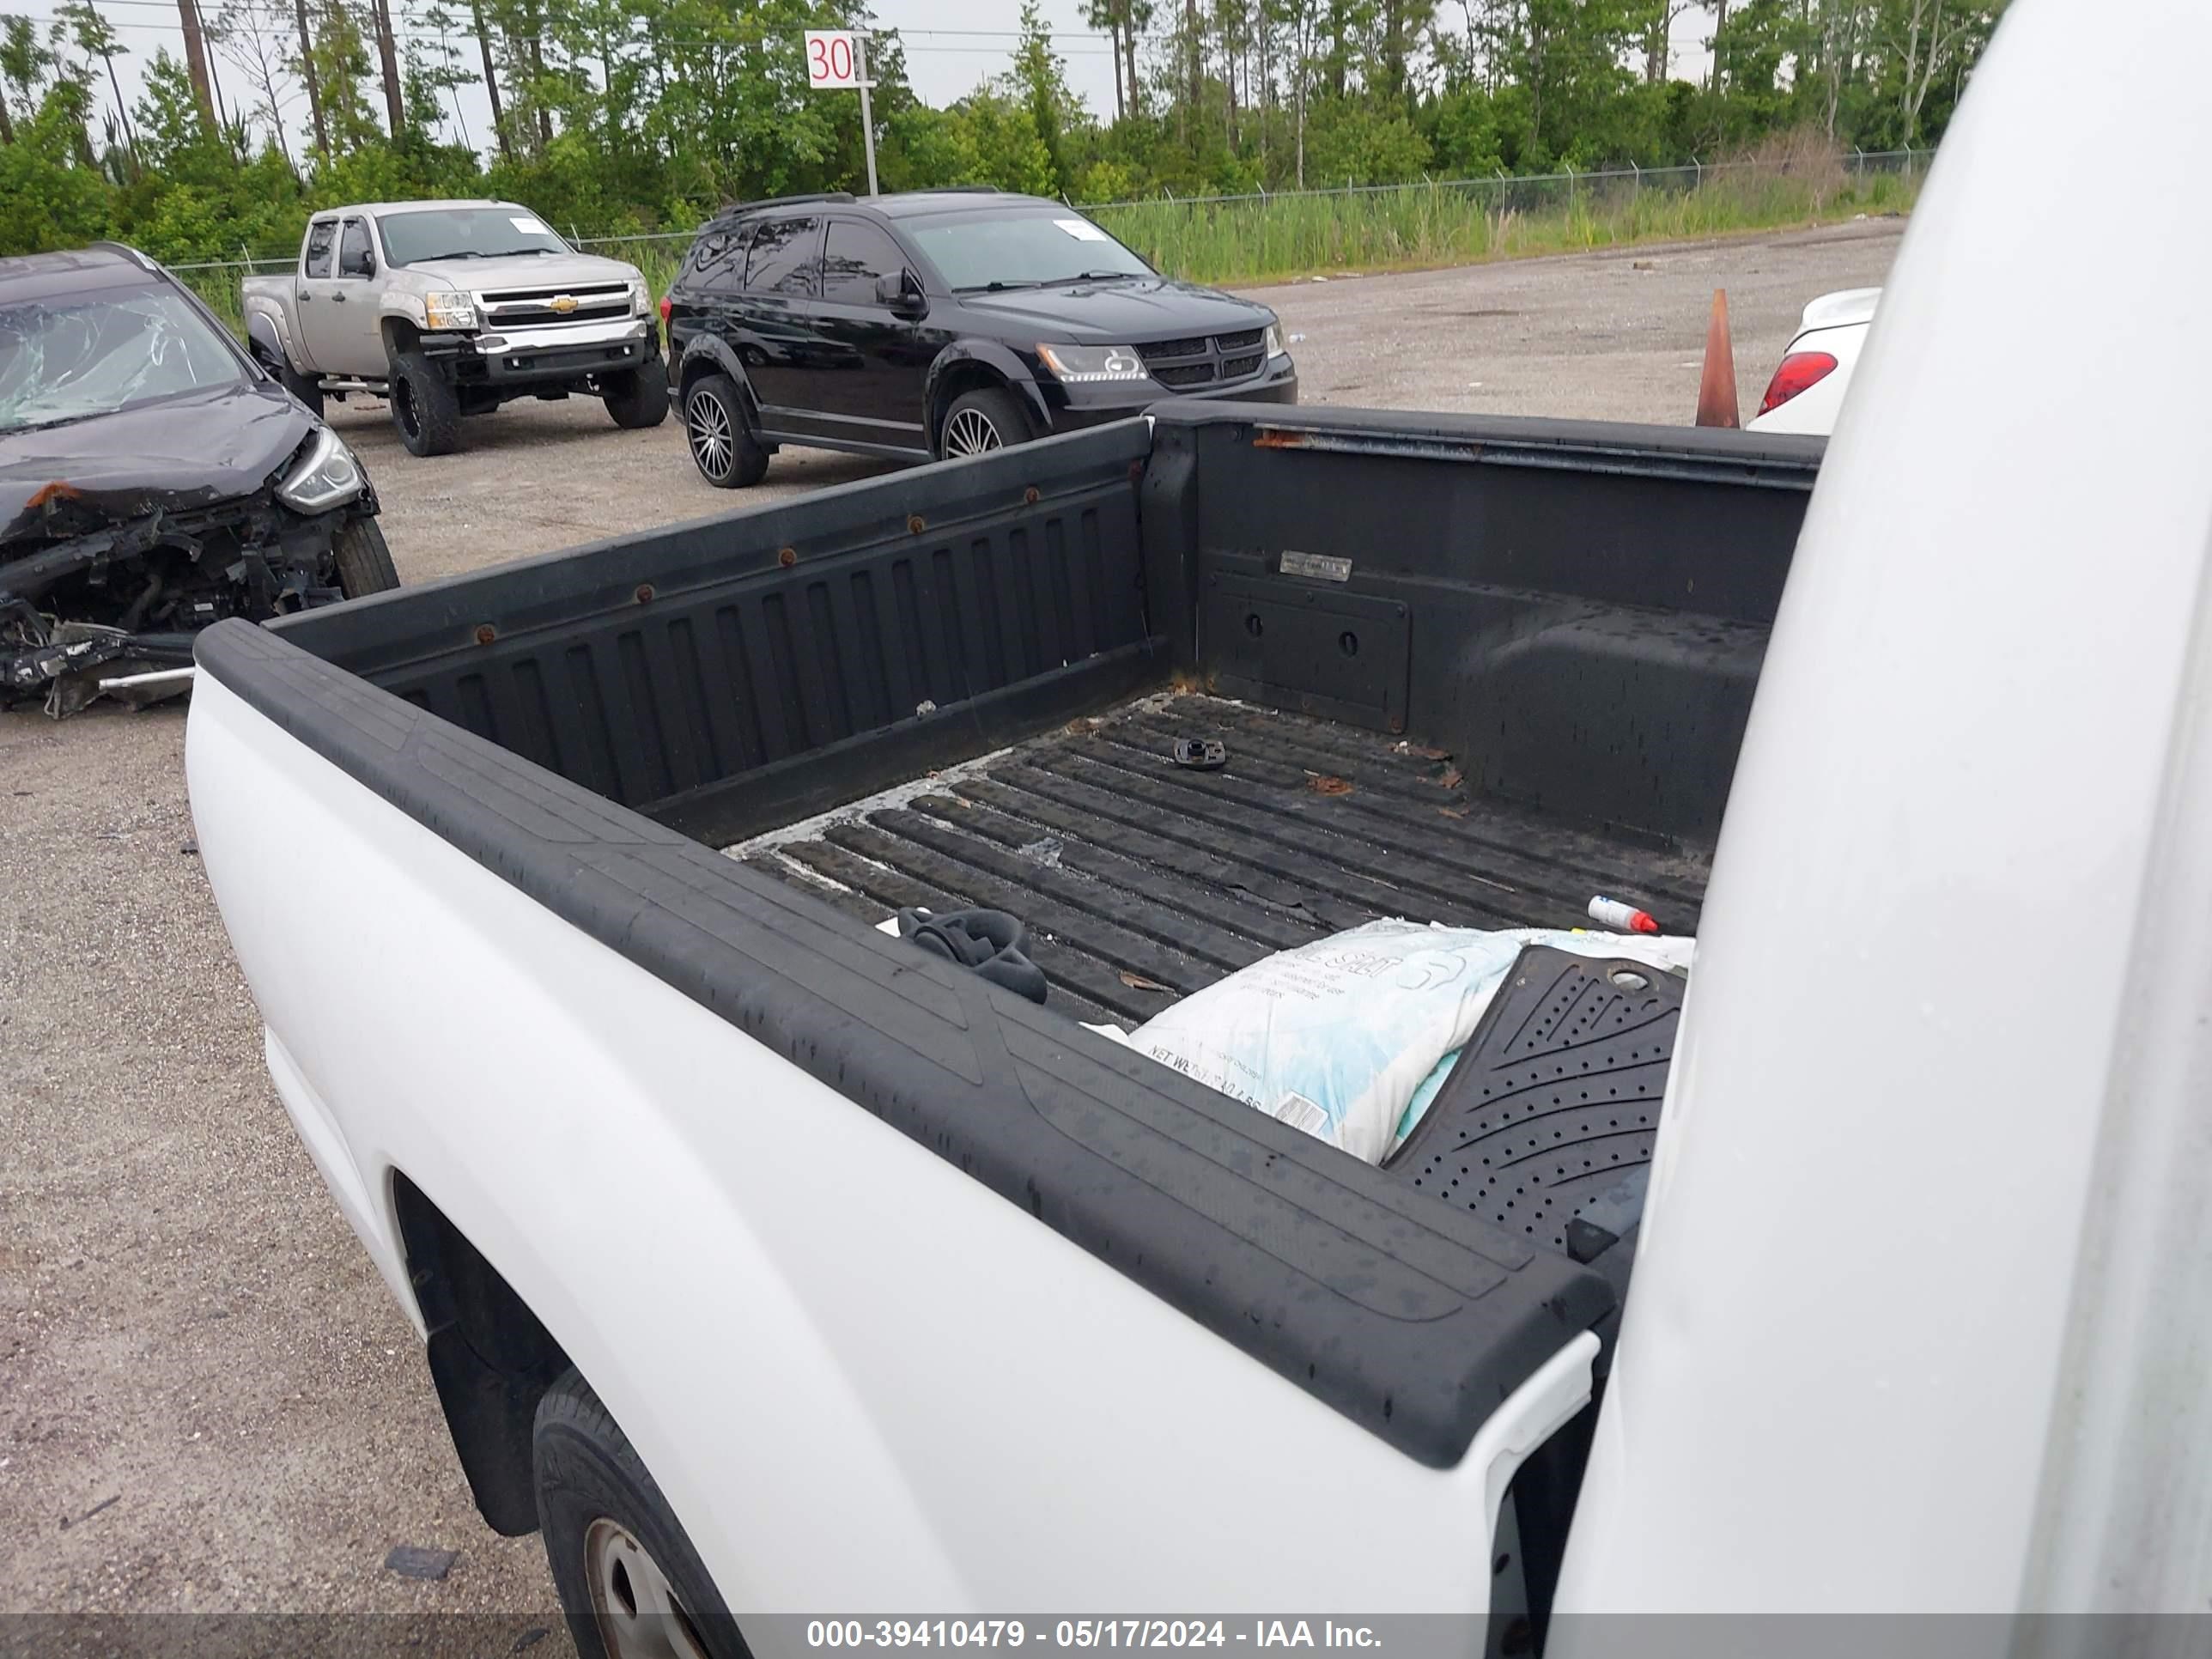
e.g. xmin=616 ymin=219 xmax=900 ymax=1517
xmin=907 ymin=211 xmax=1152 ymax=291
xmin=0 ymin=285 xmax=242 ymax=434
xmin=378 ymin=207 xmax=569 ymax=265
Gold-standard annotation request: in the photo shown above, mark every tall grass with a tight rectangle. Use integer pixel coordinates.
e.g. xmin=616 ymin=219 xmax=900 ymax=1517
xmin=179 ymin=266 xmax=264 ymax=336
xmin=1095 ymin=147 xmax=1918 ymax=287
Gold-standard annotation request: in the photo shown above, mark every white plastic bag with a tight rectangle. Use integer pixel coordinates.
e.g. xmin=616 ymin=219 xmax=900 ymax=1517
xmin=1129 ymin=920 xmax=1692 ymax=1164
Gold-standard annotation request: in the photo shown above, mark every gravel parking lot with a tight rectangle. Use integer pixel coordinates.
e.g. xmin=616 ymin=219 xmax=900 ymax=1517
xmin=0 ymin=220 xmax=1900 ymax=1628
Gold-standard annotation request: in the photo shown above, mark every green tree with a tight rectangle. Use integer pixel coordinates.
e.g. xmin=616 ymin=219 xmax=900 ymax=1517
xmin=2 ymin=14 xmax=58 ymax=140
xmin=941 ymin=86 xmax=1056 ymax=195
xmin=52 ymin=2 xmax=131 ymax=155
xmin=301 ymin=0 xmax=382 ymax=156
xmin=0 ymin=94 xmax=111 ymax=246
xmin=1003 ymin=0 xmax=1078 ymax=196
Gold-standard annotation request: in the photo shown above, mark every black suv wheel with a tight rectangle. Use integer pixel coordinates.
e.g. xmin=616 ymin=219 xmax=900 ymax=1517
xmin=940 ymin=386 xmax=1032 ymax=459
xmin=684 ymin=373 xmax=769 ymax=488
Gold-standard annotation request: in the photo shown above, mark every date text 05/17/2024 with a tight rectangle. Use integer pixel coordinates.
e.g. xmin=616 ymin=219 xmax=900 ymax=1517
xmin=805 ymin=1623 xmax=1385 ymax=1650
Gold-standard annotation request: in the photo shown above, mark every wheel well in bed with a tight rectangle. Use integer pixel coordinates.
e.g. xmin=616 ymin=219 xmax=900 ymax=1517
xmin=391 ymin=1170 xmax=570 ymax=1536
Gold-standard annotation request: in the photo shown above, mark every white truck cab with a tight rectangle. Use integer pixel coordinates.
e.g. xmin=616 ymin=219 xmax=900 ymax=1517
xmin=1561 ymin=0 xmax=2212 ymax=1617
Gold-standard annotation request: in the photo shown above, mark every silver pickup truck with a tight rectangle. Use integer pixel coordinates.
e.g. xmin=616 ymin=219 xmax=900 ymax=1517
xmin=242 ymin=199 xmax=667 ymax=457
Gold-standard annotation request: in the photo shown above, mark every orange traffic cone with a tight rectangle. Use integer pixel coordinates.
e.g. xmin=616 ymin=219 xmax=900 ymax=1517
xmin=1694 ymin=288 xmax=1740 ymax=428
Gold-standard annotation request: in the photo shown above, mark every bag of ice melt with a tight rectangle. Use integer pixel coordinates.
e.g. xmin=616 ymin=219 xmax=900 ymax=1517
xmin=1129 ymin=920 xmax=1693 ymax=1165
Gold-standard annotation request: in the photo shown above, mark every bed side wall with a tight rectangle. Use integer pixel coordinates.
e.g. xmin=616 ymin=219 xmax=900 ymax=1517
xmin=273 ymin=422 xmax=1164 ymax=846
xmin=1146 ymin=406 xmax=1824 ymax=844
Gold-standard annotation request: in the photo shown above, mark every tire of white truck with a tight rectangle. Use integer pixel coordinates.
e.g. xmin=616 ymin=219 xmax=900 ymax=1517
xmin=389 ymin=347 xmax=465 ymax=458
xmin=684 ymin=373 xmax=769 ymax=488
xmin=604 ymin=354 xmax=672 ymax=430
xmin=255 ymin=344 xmax=325 ymax=419
xmin=534 ymin=1367 xmax=748 ymax=1659
xmin=331 ymin=517 xmax=401 ymax=599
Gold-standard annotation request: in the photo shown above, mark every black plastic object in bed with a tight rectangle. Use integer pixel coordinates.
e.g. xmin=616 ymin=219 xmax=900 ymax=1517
xmin=197 ymin=617 xmax=1620 ymax=1470
xmin=1388 ymin=944 xmax=1684 ymax=1259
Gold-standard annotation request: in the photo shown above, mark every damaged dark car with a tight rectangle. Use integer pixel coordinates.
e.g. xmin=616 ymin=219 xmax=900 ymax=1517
xmin=1 ymin=243 xmax=398 ymax=717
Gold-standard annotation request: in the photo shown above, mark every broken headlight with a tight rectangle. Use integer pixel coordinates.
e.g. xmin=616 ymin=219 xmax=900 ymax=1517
xmin=276 ymin=426 xmax=365 ymax=514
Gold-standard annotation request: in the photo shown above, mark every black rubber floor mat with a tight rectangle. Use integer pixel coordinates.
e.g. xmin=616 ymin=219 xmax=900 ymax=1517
xmin=1387 ymin=944 xmax=1684 ymax=1256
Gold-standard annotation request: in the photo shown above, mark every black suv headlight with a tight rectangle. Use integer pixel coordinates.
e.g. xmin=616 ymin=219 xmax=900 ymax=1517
xmin=276 ymin=427 xmax=365 ymax=514
xmin=1036 ymin=343 xmax=1149 ymax=384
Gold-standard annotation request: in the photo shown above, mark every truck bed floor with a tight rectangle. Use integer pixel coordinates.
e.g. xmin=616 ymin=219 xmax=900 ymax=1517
xmin=731 ymin=694 xmax=1713 ymax=1029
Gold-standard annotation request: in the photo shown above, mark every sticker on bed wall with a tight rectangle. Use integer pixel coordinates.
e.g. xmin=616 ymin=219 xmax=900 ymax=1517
xmin=1054 ymin=218 xmax=1112 ymax=241
xmin=1280 ymin=550 xmax=1352 ymax=582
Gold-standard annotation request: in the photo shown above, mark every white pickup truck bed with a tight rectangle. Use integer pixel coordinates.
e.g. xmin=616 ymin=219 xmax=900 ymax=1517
xmin=190 ymin=403 xmax=1809 ymax=1624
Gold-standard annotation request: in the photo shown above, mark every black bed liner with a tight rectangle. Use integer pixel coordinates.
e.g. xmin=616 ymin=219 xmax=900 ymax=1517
xmin=739 ymin=693 xmax=1712 ymax=1029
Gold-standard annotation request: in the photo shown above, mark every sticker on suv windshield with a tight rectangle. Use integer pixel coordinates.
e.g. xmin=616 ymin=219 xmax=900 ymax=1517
xmin=511 ymin=216 xmax=550 ymax=234
xmin=1054 ymin=218 xmax=1111 ymax=241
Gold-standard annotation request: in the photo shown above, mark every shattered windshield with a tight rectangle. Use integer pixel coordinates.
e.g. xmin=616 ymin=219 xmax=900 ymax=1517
xmin=0 ymin=288 xmax=245 ymax=434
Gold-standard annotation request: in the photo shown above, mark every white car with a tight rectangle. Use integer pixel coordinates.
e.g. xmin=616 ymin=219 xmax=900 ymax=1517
xmin=1745 ymin=286 xmax=1878 ymax=434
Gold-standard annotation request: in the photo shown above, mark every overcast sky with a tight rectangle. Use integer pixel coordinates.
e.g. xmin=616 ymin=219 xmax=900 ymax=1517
xmin=20 ymin=0 xmax=1715 ymax=200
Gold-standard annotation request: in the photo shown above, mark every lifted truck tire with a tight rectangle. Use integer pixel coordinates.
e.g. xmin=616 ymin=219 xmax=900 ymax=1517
xmin=939 ymin=386 xmax=1034 ymax=459
xmin=684 ymin=373 xmax=769 ymax=489
xmin=534 ymin=1367 xmax=748 ymax=1659
xmin=389 ymin=348 xmax=465 ymax=458
xmin=605 ymin=354 xmax=672 ymax=430
xmin=332 ymin=517 xmax=401 ymax=599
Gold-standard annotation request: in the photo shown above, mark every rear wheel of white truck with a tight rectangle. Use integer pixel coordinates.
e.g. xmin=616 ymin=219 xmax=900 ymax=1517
xmin=535 ymin=1367 xmax=748 ymax=1659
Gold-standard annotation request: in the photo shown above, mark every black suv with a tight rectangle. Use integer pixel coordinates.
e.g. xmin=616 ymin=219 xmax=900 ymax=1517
xmin=663 ymin=189 xmax=1297 ymax=487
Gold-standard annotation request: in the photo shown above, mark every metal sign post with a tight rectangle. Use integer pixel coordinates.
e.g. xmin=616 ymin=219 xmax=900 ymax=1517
xmin=803 ymin=28 xmax=878 ymax=198
xmin=857 ymin=33 xmax=878 ymax=198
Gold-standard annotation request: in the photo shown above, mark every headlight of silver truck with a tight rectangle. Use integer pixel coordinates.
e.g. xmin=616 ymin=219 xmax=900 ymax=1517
xmin=629 ymin=276 xmax=652 ymax=316
xmin=1265 ymin=322 xmax=1287 ymax=358
xmin=276 ymin=427 xmax=364 ymax=514
xmin=1036 ymin=343 xmax=1149 ymax=384
xmin=423 ymin=290 xmax=477 ymax=331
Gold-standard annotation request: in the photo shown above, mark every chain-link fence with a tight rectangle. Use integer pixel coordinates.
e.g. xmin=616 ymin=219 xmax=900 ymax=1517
xmin=166 ymin=147 xmax=1926 ymax=325
xmin=1074 ymin=145 xmax=1924 ymax=213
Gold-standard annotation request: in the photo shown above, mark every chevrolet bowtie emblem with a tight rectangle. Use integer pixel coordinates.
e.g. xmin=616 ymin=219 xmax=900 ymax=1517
xmin=549 ymin=295 xmax=580 ymax=314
